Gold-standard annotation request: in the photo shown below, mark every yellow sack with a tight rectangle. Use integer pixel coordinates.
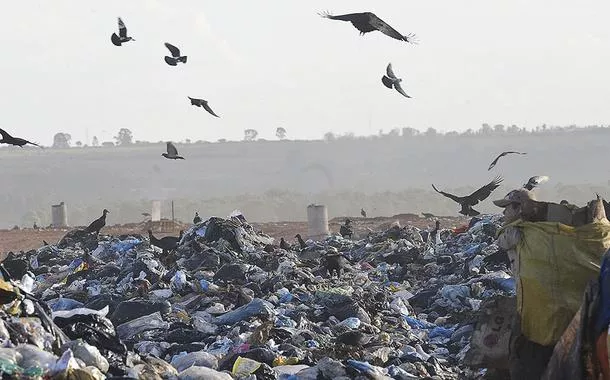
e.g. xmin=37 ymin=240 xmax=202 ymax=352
xmin=504 ymin=219 xmax=610 ymax=345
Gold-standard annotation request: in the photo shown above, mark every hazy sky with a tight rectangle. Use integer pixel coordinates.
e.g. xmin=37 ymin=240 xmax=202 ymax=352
xmin=2 ymin=0 xmax=610 ymax=146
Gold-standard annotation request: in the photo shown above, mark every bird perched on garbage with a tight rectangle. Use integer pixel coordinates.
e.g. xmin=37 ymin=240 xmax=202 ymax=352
xmin=323 ymin=250 xmax=350 ymax=278
xmin=0 ymin=128 xmax=42 ymax=148
xmin=382 ymin=63 xmax=411 ymax=99
xmin=193 ymin=212 xmax=202 ymax=224
xmin=188 ymin=97 xmax=220 ymax=118
xmin=163 ymin=42 xmax=187 ymax=66
xmin=487 ymin=151 xmax=527 ymax=171
xmin=148 ymin=230 xmax=180 ymax=255
xmin=85 ymin=209 xmax=109 ymax=236
xmin=523 ymin=175 xmax=549 ymax=190
xmin=111 ymin=17 xmax=135 ymax=46
xmin=319 ymin=11 xmax=417 ymax=44
xmin=432 ymin=176 xmax=504 ymax=217
xmin=361 ymin=208 xmax=367 ymax=218
xmin=162 ymin=142 xmax=184 ymax=160
xmin=340 ymin=219 xmax=353 ymax=239
xmin=295 ymin=234 xmax=307 ymax=250
xmin=279 ymin=238 xmax=290 ymax=251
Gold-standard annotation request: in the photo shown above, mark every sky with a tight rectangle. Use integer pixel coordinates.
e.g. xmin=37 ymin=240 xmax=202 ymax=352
xmin=2 ymin=0 xmax=610 ymax=146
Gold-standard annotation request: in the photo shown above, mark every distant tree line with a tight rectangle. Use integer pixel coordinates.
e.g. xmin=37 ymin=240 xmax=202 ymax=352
xmin=41 ymin=124 xmax=610 ymax=149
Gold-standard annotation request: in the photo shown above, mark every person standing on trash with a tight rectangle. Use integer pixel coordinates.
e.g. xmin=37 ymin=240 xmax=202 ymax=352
xmin=493 ymin=188 xmax=555 ymax=379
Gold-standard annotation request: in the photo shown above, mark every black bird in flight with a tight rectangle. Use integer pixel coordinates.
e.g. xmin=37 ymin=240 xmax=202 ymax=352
xmin=85 ymin=209 xmax=109 ymax=236
xmin=382 ymin=63 xmax=411 ymax=98
xmin=523 ymin=175 xmax=549 ymax=190
xmin=488 ymin=151 xmax=527 ymax=170
xmin=319 ymin=11 xmax=417 ymax=44
xmin=188 ymin=97 xmax=220 ymax=118
xmin=361 ymin=208 xmax=367 ymax=218
xmin=111 ymin=17 xmax=135 ymax=46
xmin=162 ymin=142 xmax=185 ymax=160
xmin=0 ymin=128 xmax=42 ymax=148
xmin=164 ymin=43 xmax=187 ymax=66
xmin=432 ymin=176 xmax=504 ymax=217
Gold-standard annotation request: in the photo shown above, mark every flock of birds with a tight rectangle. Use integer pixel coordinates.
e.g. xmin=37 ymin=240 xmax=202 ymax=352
xmin=431 ymin=150 xmax=549 ymax=216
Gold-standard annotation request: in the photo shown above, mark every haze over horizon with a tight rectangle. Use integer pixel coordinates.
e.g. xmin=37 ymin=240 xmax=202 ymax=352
xmin=2 ymin=0 xmax=610 ymax=146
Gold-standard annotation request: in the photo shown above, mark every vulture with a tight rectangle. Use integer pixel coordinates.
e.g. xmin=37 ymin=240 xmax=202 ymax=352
xmin=164 ymin=43 xmax=187 ymax=66
xmin=188 ymin=97 xmax=220 ymax=117
xmin=162 ymin=142 xmax=184 ymax=160
xmin=295 ymin=234 xmax=307 ymax=250
xmin=111 ymin=17 xmax=135 ymax=46
xmin=523 ymin=175 xmax=549 ymax=190
xmin=193 ymin=212 xmax=202 ymax=224
xmin=279 ymin=238 xmax=290 ymax=251
xmin=148 ymin=229 xmax=182 ymax=254
xmin=319 ymin=11 xmax=417 ymax=44
xmin=432 ymin=176 xmax=503 ymax=217
xmin=382 ymin=63 xmax=411 ymax=98
xmin=85 ymin=209 xmax=109 ymax=235
xmin=340 ymin=219 xmax=353 ymax=239
xmin=488 ymin=151 xmax=527 ymax=170
xmin=0 ymin=128 xmax=42 ymax=148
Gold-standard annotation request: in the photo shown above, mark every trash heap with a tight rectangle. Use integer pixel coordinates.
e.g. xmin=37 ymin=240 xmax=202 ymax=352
xmin=0 ymin=213 xmax=515 ymax=379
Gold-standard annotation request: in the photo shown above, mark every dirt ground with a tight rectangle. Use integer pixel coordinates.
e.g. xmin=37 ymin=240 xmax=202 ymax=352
xmin=0 ymin=214 xmax=467 ymax=255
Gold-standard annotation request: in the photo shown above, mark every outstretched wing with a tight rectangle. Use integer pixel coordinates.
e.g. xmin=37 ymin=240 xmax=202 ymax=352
xmin=318 ymin=11 xmax=362 ymax=22
xmin=202 ymin=102 xmax=220 ymax=118
xmin=166 ymin=141 xmax=178 ymax=156
xmin=432 ymin=184 xmax=464 ymax=204
xmin=386 ymin=63 xmax=397 ymax=79
xmin=487 ymin=153 xmax=503 ymax=170
xmin=368 ymin=13 xmax=407 ymax=41
xmin=467 ymin=176 xmax=503 ymax=205
xmin=118 ymin=17 xmax=127 ymax=38
xmin=381 ymin=75 xmax=393 ymax=89
xmin=25 ymin=140 xmax=42 ymax=148
xmin=164 ymin=42 xmax=181 ymax=57
xmin=394 ymin=82 xmax=411 ymax=98
xmin=0 ymin=128 xmax=12 ymax=140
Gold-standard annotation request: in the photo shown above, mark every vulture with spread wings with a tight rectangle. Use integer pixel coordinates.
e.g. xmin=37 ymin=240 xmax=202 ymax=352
xmin=488 ymin=151 xmax=526 ymax=170
xmin=432 ymin=176 xmax=504 ymax=216
xmin=0 ymin=128 xmax=42 ymax=148
xmin=319 ymin=11 xmax=417 ymax=44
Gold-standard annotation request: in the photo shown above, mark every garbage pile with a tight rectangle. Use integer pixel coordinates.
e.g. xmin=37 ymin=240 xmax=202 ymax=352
xmin=0 ymin=213 xmax=515 ymax=379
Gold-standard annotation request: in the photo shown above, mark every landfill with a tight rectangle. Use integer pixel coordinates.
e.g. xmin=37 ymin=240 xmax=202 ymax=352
xmin=0 ymin=212 xmax=516 ymax=379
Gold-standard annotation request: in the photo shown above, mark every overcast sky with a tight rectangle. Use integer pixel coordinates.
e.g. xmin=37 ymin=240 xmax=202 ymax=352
xmin=2 ymin=0 xmax=610 ymax=146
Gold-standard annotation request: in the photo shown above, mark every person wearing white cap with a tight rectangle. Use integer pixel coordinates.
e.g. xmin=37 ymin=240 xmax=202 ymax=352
xmin=493 ymin=188 xmax=555 ymax=379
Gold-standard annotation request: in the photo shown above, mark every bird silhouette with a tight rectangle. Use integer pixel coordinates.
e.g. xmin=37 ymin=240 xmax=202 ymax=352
xmin=162 ymin=142 xmax=184 ymax=160
xmin=488 ymin=151 xmax=527 ymax=170
xmin=193 ymin=212 xmax=202 ymax=224
xmin=340 ymin=219 xmax=353 ymax=239
xmin=432 ymin=176 xmax=503 ymax=216
xmin=319 ymin=11 xmax=417 ymax=44
xmin=382 ymin=63 xmax=411 ymax=98
xmin=279 ymin=238 xmax=290 ymax=250
xmin=188 ymin=97 xmax=220 ymax=117
xmin=523 ymin=175 xmax=549 ymax=190
xmin=111 ymin=17 xmax=135 ymax=46
xmin=164 ymin=43 xmax=187 ymax=66
xmin=361 ymin=208 xmax=367 ymax=218
xmin=85 ymin=209 xmax=109 ymax=236
xmin=148 ymin=230 xmax=180 ymax=255
xmin=0 ymin=128 xmax=42 ymax=148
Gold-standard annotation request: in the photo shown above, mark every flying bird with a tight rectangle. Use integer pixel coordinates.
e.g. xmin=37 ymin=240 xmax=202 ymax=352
xmin=162 ymin=142 xmax=185 ymax=160
xmin=85 ymin=209 xmax=109 ymax=236
xmin=164 ymin=43 xmax=187 ymax=66
xmin=111 ymin=17 xmax=135 ymax=46
xmin=523 ymin=175 xmax=549 ymax=190
xmin=382 ymin=63 xmax=411 ymax=98
xmin=0 ymin=128 xmax=42 ymax=148
xmin=488 ymin=151 xmax=527 ymax=171
xmin=188 ymin=97 xmax=219 ymax=117
xmin=361 ymin=208 xmax=367 ymax=218
xmin=319 ymin=11 xmax=417 ymax=44
xmin=432 ymin=176 xmax=504 ymax=217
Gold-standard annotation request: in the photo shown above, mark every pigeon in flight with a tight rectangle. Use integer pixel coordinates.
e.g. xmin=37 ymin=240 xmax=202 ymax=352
xmin=432 ymin=176 xmax=504 ymax=217
xmin=488 ymin=151 xmax=527 ymax=171
xmin=523 ymin=176 xmax=549 ymax=190
xmin=111 ymin=17 xmax=135 ymax=46
xmin=164 ymin=43 xmax=187 ymax=66
xmin=188 ymin=97 xmax=220 ymax=117
xmin=382 ymin=63 xmax=411 ymax=98
xmin=162 ymin=142 xmax=185 ymax=160
xmin=0 ymin=128 xmax=42 ymax=148
xmin=319 ymin=11 xmax=417 ymax=44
